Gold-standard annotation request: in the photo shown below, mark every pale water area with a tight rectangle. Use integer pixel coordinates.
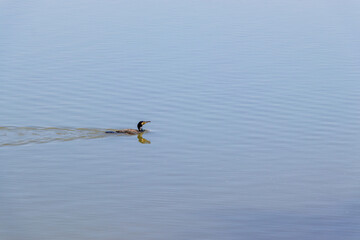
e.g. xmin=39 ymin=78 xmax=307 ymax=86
xmin=1 ymin=0 xmax=360 ymax=239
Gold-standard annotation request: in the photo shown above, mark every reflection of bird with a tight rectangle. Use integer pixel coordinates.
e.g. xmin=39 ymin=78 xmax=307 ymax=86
xmin=106 ymin=121 xmax=151 ymax=135
xmin=137 ymin=132 xmax=151 ymax=144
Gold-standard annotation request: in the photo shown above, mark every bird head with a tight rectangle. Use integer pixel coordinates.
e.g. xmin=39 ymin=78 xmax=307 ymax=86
xmin=137 ymin=121 xmax=151 ymax=131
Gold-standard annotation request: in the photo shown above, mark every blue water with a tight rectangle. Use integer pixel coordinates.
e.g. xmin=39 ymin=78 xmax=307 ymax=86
xmin=1 ymin=1 xmax=360 ymax=239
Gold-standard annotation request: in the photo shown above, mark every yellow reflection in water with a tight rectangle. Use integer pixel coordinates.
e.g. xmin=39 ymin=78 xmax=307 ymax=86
xmin=137 ymin=133 xmax=151 ymax=144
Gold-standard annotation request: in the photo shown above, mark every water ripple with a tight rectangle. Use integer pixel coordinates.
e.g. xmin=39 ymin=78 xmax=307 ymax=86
xmin=0 ymin=126 xmax=151 ymax=146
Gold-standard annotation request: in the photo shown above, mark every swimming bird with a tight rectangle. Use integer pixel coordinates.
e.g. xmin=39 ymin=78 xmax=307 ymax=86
xmin=106 ymin=121 xmax=151 ymax=135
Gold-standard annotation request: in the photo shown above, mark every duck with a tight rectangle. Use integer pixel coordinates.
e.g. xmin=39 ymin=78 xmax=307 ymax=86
xmin=105 ymin=121 xmax=151 ymax=135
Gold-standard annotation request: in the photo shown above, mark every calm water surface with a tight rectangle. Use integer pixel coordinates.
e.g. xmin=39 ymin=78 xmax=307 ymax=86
xmin=1 ymin=1 xmax=360 ymax=239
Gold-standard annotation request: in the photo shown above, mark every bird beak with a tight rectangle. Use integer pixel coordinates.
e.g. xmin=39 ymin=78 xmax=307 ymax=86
xmin=144 ymin=121 xmax=151 ymax=124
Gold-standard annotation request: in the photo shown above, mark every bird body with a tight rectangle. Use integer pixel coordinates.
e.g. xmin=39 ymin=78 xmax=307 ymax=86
xmin=114 ymin=128 xmax=144 ymax=134
xmin=106 ymin=121 xmax=151 ymax=135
